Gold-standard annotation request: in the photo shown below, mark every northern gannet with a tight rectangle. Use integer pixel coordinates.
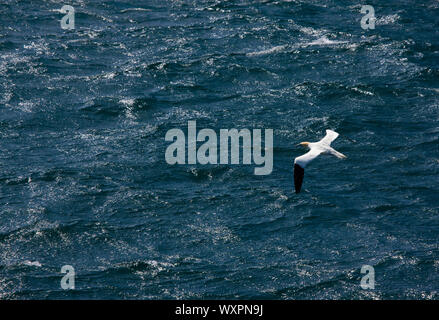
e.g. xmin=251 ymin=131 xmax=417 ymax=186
xmin=294 ymin=129 xmax=346 ymax=193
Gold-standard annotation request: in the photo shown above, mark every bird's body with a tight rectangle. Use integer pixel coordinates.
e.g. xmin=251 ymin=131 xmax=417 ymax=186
xmin=294 ymin=129 xmax=346 ymax=193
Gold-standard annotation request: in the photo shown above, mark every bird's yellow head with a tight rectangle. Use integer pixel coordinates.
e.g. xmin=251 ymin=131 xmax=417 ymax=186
xmin=299 ymin=142 xmax=310 ymax=148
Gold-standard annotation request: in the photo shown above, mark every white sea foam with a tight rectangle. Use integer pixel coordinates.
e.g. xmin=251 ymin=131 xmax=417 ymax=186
xmin=17 ymin=101 xmax=35 ymax=113
xmin=120 ymin=98 xmax=135 ymax=106
xmin=23 ymin=260 xmax=42 ymax=267
xmin=121 ymin=8 xmax=151 ymax=13
xmin=300 ymin=27 xmax=326 ymax=37
xmin=102 ymin=72 xmax=116 ymax=79
xmin=305 ymin=36 xmax=348 ymax=46
xmin=352 ymin=87 xmax=374 ymax=96
xmin=376 ymin=14 xmax=400 ymax=25
xmin=247 ymin=45 xmax=287 ymax=56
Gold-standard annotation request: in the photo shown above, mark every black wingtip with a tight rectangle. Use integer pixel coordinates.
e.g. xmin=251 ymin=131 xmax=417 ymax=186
xmin=294 ymin=163 xmax=304 ymax=194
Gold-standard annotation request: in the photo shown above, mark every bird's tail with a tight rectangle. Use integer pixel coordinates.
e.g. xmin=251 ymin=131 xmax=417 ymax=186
xmin=329 ymin=148 xmax=347 ymax=159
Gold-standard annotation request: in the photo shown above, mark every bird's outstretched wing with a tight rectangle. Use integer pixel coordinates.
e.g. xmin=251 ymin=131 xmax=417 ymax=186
xmin=294 ymin=149 xmax=322 ymax=193
xmin=294 ymin=163 xmax=305 ymax=193
xmin=294 ymin=148 xmax=322 ymax=168
xmin=319 ymin=129 xmax=339 ymax=146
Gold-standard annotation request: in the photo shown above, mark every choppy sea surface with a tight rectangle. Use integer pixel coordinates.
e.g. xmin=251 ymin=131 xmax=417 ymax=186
xmin=0 ymin=0 xmax=438 ymax=299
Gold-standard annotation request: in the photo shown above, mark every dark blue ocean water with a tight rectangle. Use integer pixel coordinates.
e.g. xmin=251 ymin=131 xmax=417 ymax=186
xmin=0 ymin=0 xmax=438 ymax=299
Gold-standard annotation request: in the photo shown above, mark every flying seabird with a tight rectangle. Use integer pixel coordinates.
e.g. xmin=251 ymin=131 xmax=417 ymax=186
xmin=294 ymin=129 xmax=346 ymax=193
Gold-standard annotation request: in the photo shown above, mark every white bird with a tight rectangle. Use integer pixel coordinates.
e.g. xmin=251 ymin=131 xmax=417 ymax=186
xmin=294 ymin=129 xmax=346 ymax=193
